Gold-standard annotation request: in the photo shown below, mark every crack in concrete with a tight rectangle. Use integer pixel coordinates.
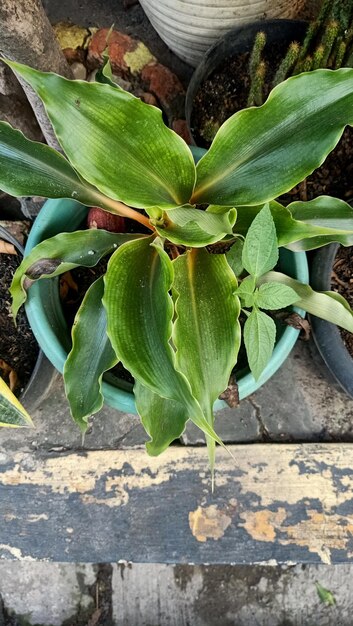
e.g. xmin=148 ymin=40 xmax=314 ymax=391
xmin=248 ymin=396 xmax=272 ymax=442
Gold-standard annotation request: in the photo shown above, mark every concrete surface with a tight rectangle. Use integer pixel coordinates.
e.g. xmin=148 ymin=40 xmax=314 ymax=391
xmin=0 ymin=562 xmax=352 ymax=625
xmin=2 ymin=338 xmax=352 ymax=455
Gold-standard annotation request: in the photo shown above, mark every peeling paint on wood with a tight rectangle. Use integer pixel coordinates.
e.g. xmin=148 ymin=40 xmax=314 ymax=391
xmin=189 ymin=505 xmax=233 ymax=542
xmin=0 ymin=444 xmax=353 ymax=563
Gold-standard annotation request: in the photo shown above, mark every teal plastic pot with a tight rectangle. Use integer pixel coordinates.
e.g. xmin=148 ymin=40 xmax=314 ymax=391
xmin=25 ymin=198 xmax=308 ymax=414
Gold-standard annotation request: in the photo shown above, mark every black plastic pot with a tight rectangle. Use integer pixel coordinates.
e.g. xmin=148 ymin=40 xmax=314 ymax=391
xmin=0 ymin=225 xmax=55 ymax=413
xmin=186 ymin=19 xmax=308 ymax=145
xmin=310 ymin=243 xmax=353 ymax=399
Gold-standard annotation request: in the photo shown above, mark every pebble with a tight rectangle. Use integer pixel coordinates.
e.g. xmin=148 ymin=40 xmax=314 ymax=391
xmin=70 ymin=62 xmax=87 ymax=81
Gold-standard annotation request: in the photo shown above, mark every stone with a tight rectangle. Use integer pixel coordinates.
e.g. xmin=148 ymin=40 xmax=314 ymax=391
xmin=141 ymin=61 xmax=185 ymax=116
xmin=88 ymin=28 xmax=137 ymax=75
xmin=70 ymin=61 xmax=87 ymax=80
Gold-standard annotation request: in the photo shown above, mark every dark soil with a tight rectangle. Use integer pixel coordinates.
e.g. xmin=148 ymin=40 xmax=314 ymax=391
xmin=191 ymin=48 xmax=353 ymax=203
xmin=331 ymin=246 xmax=353 ymax=355
xmin=0 ymin=253 xmax=39 ymax=395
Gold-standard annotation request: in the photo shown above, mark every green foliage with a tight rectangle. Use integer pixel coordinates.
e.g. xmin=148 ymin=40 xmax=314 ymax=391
xmin=3 ymin=60 xmax=353 ymax=477
xmin=316 ymin=582 xmax=336 ymax=606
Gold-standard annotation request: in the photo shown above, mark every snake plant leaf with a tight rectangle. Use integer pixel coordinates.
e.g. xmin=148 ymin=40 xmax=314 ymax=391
xmin=193 ymin=69 xmax=353 ymax=206
xmin=0 ymin=121 xmax=102 ymax=206
xmin=242 ymin=204 xmax=278 ymax=279
xmin=10 ymin=230 xmax=144 ymax=318
xmin=155 ymin=205 xmax=236 ymax=247
xmin=134 ymin=381 xmax=188 ymax=455
xmin=172 ymin=249 xmax=241 ymax=474
xmin=0 ymin=377 xmax=33 ymax=428
xmin=244 ymin=309 xmax=276 ymax=380
xmin=64 ymin=276 xmax=118 ymax=431
xmin=6 ymin=60 xmax=196 ymax=210
xmin=103 ymin=236 xmax=223 ymax=446
xmin=259 ymin=271 xmax=353 ymax=332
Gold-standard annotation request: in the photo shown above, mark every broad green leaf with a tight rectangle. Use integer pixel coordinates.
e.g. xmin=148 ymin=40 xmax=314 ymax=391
xmin=255 ymin=282 xmax=299 ymax=310
xmin=64 ymin=276 xmax=118 ymax=431
xmin=134 ymin=381 xmax=188 ymax=455
xmin=244 ymin=309 xmax=276 ymax=380
xmin=172 ymin=249 xmax=241 ymax=473
xmin=286 ymin=196 xmax=353 ymax=250
xmin=259 ymin=271 xmax=353 ymax=332
xmin=0 ymin=377 xmax=33 ymax=428
xmin=234 ymin=200 xmax=353 ymax=252
xmin=11 ymin=230 xmax=143 ymax=318
xmin=225 ymin=239 xmax=244 ymax=277
xmin=103 ymin=236 xmax=223 ymax=446
xmin=235 ymin=275 xmax=256 ymax=308
xmin=0 ymin=121 xmax=103 ymax=206
xmin=155 ymin=205 xmax=236 ymax=247
xmin=7 ymin=60 xmax=196 ymax=210
xmin=193 ymin=69 xmax=353 ymax=206
xmin=242 ymin=204 xmax=278 ymax=278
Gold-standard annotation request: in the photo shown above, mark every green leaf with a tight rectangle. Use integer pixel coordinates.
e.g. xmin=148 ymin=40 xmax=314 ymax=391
xmin=259 ymin=271 xmax=353 ymax=332
xmin=235 ymin=200 xmax=353 ymax=252
xmin=64 ymin=276 xmax=118 ymax=431
xmin=242 ymin=204 xmax=278 ymax=278
xmin=226 ymin=239 xmax=244 ymax=276
xmin=286 ymin=196 xmax=353 ymax=250
xmin=0 ymin=121 xmax=103 ymax=206
xmin=193 ymin=69 xmax=353 ymax=206
xmin=0 ymin=377 xmax=33 ymax=428
xmin=155 ymin=205 xmax=236 ymax=247
xmin=244 ymin=309 xmax=276 ymax=380
xmin=172 ymin=248 xmax=241 ymax=473
xmin=134 ymin=381 xmax=188 ymax=455
xmin=103 ymin=236 xmax=223 ymax=447
xmin=316 ymin=583 xmax=336 ymax=606
xmin=255 ymin=282 xmax=299 ymax=310
xmin=235 ymin=275 xmax=256 ymax=308
xmin=7 ymin=60 xmax=195 ymax=210
xmin=11 ymin=230 xmax=143 ymax=318
xmin=95 ymin=54 xmax=122 ymax=90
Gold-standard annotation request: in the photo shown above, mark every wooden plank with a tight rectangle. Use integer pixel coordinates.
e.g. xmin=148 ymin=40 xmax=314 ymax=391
xmin=1 ymin=443 xmax=353 ymax=564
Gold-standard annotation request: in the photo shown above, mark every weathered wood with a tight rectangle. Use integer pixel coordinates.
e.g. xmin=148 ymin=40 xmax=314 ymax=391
xmin=1 ymin=443 xmax=353 ymax=564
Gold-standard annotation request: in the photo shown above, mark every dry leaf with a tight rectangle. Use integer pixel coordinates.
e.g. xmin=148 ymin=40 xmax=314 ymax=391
xmin=0 ymin=240 xmax=16 ymax=255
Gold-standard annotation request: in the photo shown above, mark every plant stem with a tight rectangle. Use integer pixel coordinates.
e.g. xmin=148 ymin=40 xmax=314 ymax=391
xmin=95 ymin=193 xmax=154 ymax=230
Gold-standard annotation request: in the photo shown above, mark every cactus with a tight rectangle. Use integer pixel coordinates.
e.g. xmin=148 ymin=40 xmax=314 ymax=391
xmin=272 ymin=42 xmax=300 ymax=87
xmin=247 ymin=60 xmax=266 ymax=107
xmin=246 ymin=0 xmax=353 ymax=108
xmin=249 ymin=31 xmax=266 ymax=81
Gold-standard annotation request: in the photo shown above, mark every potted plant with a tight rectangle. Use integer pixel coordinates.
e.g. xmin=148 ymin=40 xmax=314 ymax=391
xmin=138 ymin=0 xmax=305 ymax=67
xmin=1 ymin=57 xmax=353 ymax=478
